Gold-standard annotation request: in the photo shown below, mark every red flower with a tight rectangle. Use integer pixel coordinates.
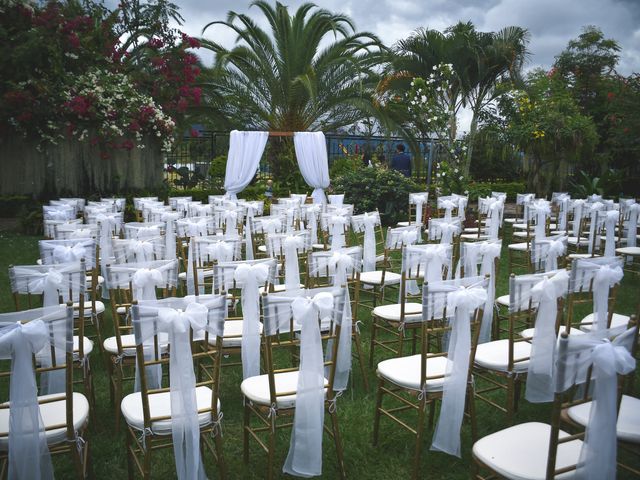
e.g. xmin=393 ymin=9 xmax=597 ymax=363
xmin=176 ymin=97 xmax=188 ymax=113
xmin=187 ymin=36 xmax=200 ymax=49
xmin=17 ymin=111 xmax=33 ymax=123
xmin=183 ymin=53 xmax=197 ymax=65
xmin=121 ymin=139 xmax=135 ymax=150
xmin=148 ymin=38 xmax=164 ymax=49
xmin=128 ymin=120 xmax=141 ymax=132
xmin=607 ymin=92 xmax=615 ymax=101
xmin=190 ymin=128 xmax=200 ymax=137
xmin=67 ymin=33 xmax=81 ymax=49
xmin=66 ymin=95 xmax=91 ymax=116
xmin=191 ymin=87 xmax=202 ymax=105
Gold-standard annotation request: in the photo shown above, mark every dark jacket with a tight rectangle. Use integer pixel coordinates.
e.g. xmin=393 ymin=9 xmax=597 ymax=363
xmin=391 ymin=152 xmax=412 ymax=177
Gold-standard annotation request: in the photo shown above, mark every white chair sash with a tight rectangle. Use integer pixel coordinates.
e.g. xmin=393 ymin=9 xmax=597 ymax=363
xmin=431 ymin=282 xmax=487 ymax=457
xmin=410 ymin=193 xmax=429 ymax=224
xmin=587 ymin=202 xmax=604 ymax=255
xmin=329 ymin=215 xmax=348 ymax=251
xmin=531 ymin=200 xmax=551 ymax=240
xmin=244 ymin=202 xmax=261 ymax=261
xmin=282 ymin=293 xmax=334 ymax=477
xmin=52 ymin=244 xmax=86 ymax=263
xmin=283 ymin=236 xmax=305 ymax=291
xmin=440 ymin=199 xmax=456 ymax=221
xmin=129 ymin=240 xmax=155 ymax=263
xmin=566 ymin=327 xmax=637 ymax=480
xmin=626 ymin=203 xmax=639 ymax=249
xmin=525 ymin=270 xmax=570 ymax=402
xmin=361 ymin=213 xmax=379 ymax=272
xmin=439 ymin=221 xmax=460 ymax=245
xmin=590 ymin=263 xmax=623 ymax=331
xmin=234 ymin=263 xmax=270 ymax=379
xmin=305 ymin=205 xmax=321 ymax=245
xmin=545 ymin=237 xmax=567 ymax=272
xmin=571 ymin=199 xmax=586 ymax=238
xmin=0 ymin=320 xmax=54 ymax=480
xmin=603 ymin=210 xmax=619 ymax=257
xmin=557 ymin=195 xmax=570 ymax=232
xmin=132 ymin=268 xmax=164 ymax=300
xmin=150 ymin=303 xmax=209 ymax=480
xmin=163 ymin=212 xmax=181 ymax=261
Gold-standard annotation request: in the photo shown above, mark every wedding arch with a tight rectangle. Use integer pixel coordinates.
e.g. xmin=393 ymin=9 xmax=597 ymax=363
xmin=223 ymin=130 xmax=330 ymax=203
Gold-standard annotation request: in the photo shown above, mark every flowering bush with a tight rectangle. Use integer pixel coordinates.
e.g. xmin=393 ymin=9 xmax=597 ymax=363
xmin=405 ymin=63 xmax=468 ymax=193
xmin=63 ymin=69 xmax=175 ymax=152
xmin=0 ymin=1 xmax=201 ymax=155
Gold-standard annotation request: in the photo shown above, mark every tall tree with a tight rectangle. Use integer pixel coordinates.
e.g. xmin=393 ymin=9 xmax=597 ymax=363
xmin=199 ymin=1 xmax=384 ymax=133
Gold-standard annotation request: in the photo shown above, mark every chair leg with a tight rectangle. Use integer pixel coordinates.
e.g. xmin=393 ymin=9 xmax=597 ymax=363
xmin=243 ymin=401 xmax=250 ymax=464
xmin=142 ymin=437 xmax=152 ymax=479
xmin=372 ymin=377 xmax=384 ymax=446
xmin=266 ymin=413 xmax=276 ymax=480
xmin=506 ymin=375 xmax=515 ymax=425
xmin=114 ymin=365 xmax=123 ymax=432
xmin=212 ymin=428 xmax=226 ymax=479
xmin=353 ymin=327 xmax=369 ymax=391
xmin=329 ymin=408 xmax=346 ymax=479
xmin=126 ymin=430 xmax=135 ymax=480
xmin=412 ymin=396 xmax=428 ymax=480
xmin=369 ymin=318 xmax=378 ymax=367
xmin=467 ymin=382 xmax=478 ymax=444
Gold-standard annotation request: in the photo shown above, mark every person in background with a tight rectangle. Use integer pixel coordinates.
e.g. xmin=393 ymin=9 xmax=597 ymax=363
xmin=391 ymin=143 xmax=411 ymax=177
xmin=362 ymin=145 xmax=372 ymax=167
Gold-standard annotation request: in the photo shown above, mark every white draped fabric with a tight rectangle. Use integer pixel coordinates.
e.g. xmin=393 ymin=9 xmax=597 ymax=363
xmin=525 ymin=270 xmax=569 ymax=402
xmin=0 ymin=320 xmax=54 ymax=480
xmin=294 ymin=132 xmax=330 ymax=204
xmin=224 ymin=130 xmax=269 ymax=200
xmin=282 ymin=293 xmax=334 ymax=478
xmin=235 ymin=263 xmax=270 ymax=379
xmin=430 ymin=280 xmax=487 ymax=457
xmin=134 ymin=298 xmax=224 ymax=480
xmin=603 ymin=210 xmax=619 ymax=257
xmin=626 ymin=203 xmax=639 ymax=249
xmin=283 ymin=235 xmax=305 ymax=291
xmin=558 ymin=326 xmax=636 ymax=480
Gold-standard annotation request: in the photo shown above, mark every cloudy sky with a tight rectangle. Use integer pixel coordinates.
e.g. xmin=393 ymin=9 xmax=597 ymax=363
xmin=171 ymin=0 xmax=640 ymax=74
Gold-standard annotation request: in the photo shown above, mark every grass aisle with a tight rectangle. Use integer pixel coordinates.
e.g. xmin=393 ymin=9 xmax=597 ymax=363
xmin=0 ymin=230 xmax=637 ymax=479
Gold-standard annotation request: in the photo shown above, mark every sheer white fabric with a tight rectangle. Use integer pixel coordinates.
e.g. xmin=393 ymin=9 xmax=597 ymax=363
xmin=409 ymin=192 xmax=429 ymax=224
xmin=603 ymin=210 xmax=619 ymax=257
xmin=224 ymin=130 xmax=269 ymax=199
xmin=428 ymin=277 xmax=488 ymax=457
xmin=294 ymin=132 xmax=330 ymax=204
xmin=282 ymin=293 xmax=334 ymax=477
xmin=529 ymin=199 xmax=551 ymax=240
xmin=0 ymin=319 xmax=54 ymax=479
xmin=402 ymin=244 xmax=453 ymax=298
xmin=327 ymin=194 xmax=344 ymax=206
xmin=351 ymin=211 xmax=381 ymax=272
xmin=525 ymin=270 xmax=570 ymax=403
xmin=570 ymin=256 xmax=624 ymax=331
xmin=455 ymin=240 xmax=502 ymax=342
xmin=133 ymin=295 xmax=226 ymax=480
xmin=428 ymin=218 xmax=461 ymax=245
xmin=570 ymin=199 xmax=587 ymax=238
xmin=39 ymin=238 xmax=97 ymax=270
xmin=625 ymin=203 xmax=639 ymax=249
xmin=557 ymin=326 xmax=636 ymax=480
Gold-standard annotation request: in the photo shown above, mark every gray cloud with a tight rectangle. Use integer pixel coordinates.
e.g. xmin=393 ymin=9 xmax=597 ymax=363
xmin=165 ymin=0 xmax=638 ymax=75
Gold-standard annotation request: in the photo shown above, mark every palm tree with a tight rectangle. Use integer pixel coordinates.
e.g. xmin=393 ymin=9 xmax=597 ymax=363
xmin=382 ymin=22 xmax=529 ymax=175
xmin=199 ymin=1 xmax=384 ymax=133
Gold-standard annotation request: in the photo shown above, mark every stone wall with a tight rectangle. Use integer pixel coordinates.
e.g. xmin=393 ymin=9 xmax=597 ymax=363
xmin=0 ymin=135 xmax=164 ymax=197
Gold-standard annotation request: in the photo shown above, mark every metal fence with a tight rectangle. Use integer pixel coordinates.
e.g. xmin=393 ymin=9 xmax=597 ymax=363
xmin=164 ymin=130 xmax=437 ymax=187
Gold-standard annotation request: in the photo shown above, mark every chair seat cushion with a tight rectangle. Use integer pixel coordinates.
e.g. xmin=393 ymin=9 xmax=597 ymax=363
xmin=508 ymin=242 xmax=528 ymax=251
xmin=472 ymin=422 xmax=582 ymax=480
xmin=103 ymin=333 xmax=169 ymax=356
xmin=195 ymin=319 xmax=263 ymax=348
xmin=258 ymin=284 xmax=304 ymax=295
xmin=460 ymin=234 xmax=489 ymax=241
xmin=567 ymin=395 xmax=640 ymax=444
xmin=512 ymin=231 xmax=529 ymax=239
xmin=311 ymin=243 xmax=326 ymax=251
xmin=359 ymin=270 xmax=401 ymax=286
xmin=240 ymin=370 xmax=328 ymax=409
xmin=121 ymin=386 xmax=218 ymax=435
xmin=567 ymin=237 xmax=589 ymax=246
xmin=616 ymin=246 xmax=640 ymax=256
xmin=372 ymin=303 xmax=422 ymax=322
xmin=396 ymin=221 xmax=410 ymax=227
xmin=495 ymin=294 xmax=510 ymax=307
xmin=579 ymin=312 xmax=630 ymax=332
xmin=69 ymin=301 xmax=105 ymax=316
xmin=520 ymin=327 xmax=584 ymax=339
xmin=257 ymin=245 xmax=267 ymax=253
xmin=474 ymin=339 xmax=531 ymax=373
xmin=377 ymin=354 xmax=451 ymax=391
xmin=0 ymin=392 xmax=89 ymax=449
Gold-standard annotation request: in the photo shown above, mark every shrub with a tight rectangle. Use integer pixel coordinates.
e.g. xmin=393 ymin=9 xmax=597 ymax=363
xmin=208 ymin=155 xmax=227 ymax=179
xmin=332 ymin=167 xmax=422 ymax=225
xmin=465 ymin=181 xmax=527 ymax=201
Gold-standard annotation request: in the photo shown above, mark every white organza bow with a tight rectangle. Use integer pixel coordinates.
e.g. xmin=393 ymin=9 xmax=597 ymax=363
xmin=545 ymin=237 xmax=567 ymax=272
xmin=411 ymin=193 xmax=429 ymax=224
xmin=132 ymin=268 xmax=164 ymax=300
xmin=431 ymin=283 xmax=487 ymax=457
xmin=329 ymin=216 xmax=348 ymax=251
xmin=525 ymin=270 xmax=570 ymax=402
xmin=0 ymin=320 xmax=54 ymax=480
xmin=531 ymin=200 xmax=551 ymax=240
xmin=130 ymin=240 xmax=155 ymax=262
xmin=440 ymin=199 xmax=457 ymax=221
xmin=438 ymin=221 xmax=460 ymax=245
xmin=626 ymin=203 xmax=639 ymax=249
xmin=282 ymin=292 xmax=334 ymax=478
xmin=571 ymin=199 xmax=586 ymax=238
xmin=589 ymin=263 xmax=623 ymax=331
xmin=244 ymin=203 xmax=261 ymax=260
xmin=52 ymin=244 xmax=86 ymax=263
xmin=557 ymin=195 xmax=570 ymax=232
xmin=587 ymin=202 xmax=604 ymax=255
xmin=234 ymin=263 xmax=270 ymax=379
xmin=162 ymin=212 xmax=181 ymax=261
xmin=305 ymin=205 xmax=321 ymax=244
xmin=603 ymin=210 xmax=619 ymax=257
xmin=153 ymin=303 xmax=209 ymax=480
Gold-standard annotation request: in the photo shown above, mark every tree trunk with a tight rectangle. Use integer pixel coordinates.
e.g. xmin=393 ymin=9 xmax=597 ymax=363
xmin=463 ymin=111 xmax=479 ymax=177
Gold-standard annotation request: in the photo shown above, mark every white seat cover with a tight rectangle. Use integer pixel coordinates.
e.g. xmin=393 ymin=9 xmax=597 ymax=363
xmin=507 ymin=242 xmax=528 ymax=251
xmin=0 ymin=392 xmax=89 ymax=449
xmin=377 ymin=354 xmax=451 ymax=391
xmin=372 ymin=302 xmax=422 ymax=321
xmin=240 ymin=370 xmax=328 ymax=408
xmin=579 ymin=312 xmax=630 ymax=332
xmin=615 ymin=246 xmax=640 ymax=255
xmin=495 ymin=294 xmax=509 ymax=307
xmin=474 ymin=339 xmax=531 ymax=372
xmin=520 ymin=327 xmax=583 ymax=339
xmin=121 ymin=386 xmax=217 ymax=435
xmin=103 ymin=332 xmax=169 ymax=356
xmin=359 ymin=270 xmax=401 ymax=286
xmin=217 ymin=319 xmax=264 ymax=347
xmin=473 ymin=422 xmax=582 ymax=480
xmin=567 ymin=395 xmax=640 ymax=444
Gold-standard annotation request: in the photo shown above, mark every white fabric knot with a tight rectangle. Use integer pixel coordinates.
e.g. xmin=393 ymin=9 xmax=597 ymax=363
xmin=361 ymin=213 xmax=379 ymax=272
xmin=234 ymin=263 xmax=269 ymax=285
xmin=158 ymin=302 xmax=208 ymax=335
xmin=438 ymin=222 xmax=460 ymax=245
xmin=545 ymin=238 xmax=566 ymax=271
xmin=330 ymin=251 xmax=354 ymax=287
xmin=576 ymin=335 xmax=636 ymax=480
xmin=283 ymin=236 xmax=305 ymax=291
xmin=400 ymin=229 xmax=418 ymax=246
xmin=206 ymin=241 xmax=233 ymax=262
xmin=588 ymin=262 xmax=623 ymax=331
xmin=69 ymin=228 xmax=92 ymax=239
xmin=132 ymin=268 xmax=164 ymax=300
xmin=329 ymin=215 xmax=348 ymax=250
xmin=52 ymin=244 xmax=86 ymax=263
xmin=262 ymin=218 xmax=282 ymax=235
xmin=130 ymin=240 xmax=154 ymax=261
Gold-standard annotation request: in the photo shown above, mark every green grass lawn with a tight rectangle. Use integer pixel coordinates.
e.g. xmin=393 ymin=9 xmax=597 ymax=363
xmin=0 ymin=229 xmax=638 ymax=479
